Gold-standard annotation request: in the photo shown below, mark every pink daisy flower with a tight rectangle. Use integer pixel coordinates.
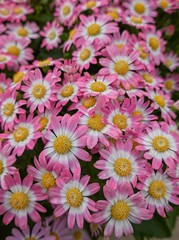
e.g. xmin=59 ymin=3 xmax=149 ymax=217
xmin=105 ymin=6 xmax=124 ymax=22
xmin=40 ymin=21 xmax=63 ymax=51
xmin=10 ymin=66 xmax=29 ymax=90
xmin=157 ymin=0 xmax=178 ymax=13
xmin=0 ymin=73 xmax=12 ymax=96
xmin=163 ymin=74 xmax=179 ymax=93
xmin=32 ymin=58 xmax=61 ymax=68
xmin=124 ymin=14 xmax=154 ymax=29
xmin=63 ymin=27 xmax=77 ymax=52
xmin=163 ymin=51 xmax=179 ymax=71
xmin=11 ymin=4 xmax=33 ymax=22
xmin=0 ymin=5 xmax=12 ymax=22
xmin=111 ymin=31 xmax=131 ymax=51
xmin=135 ymin=121 xmax=179 ymax=169
xmin=0 ymin=52 xmax=14 ymax=70
xmin=93 ymin=183 xmax=152 ymax=238
xmin=0 ymin=172 xmax=47 ymax=230
xmin=49 ymin=168 xmax=100 ymax=229
xmin=78 ymin=0 xmax=108 ymax=12
xmin=139 ymin=70 xmax=164 ymax=89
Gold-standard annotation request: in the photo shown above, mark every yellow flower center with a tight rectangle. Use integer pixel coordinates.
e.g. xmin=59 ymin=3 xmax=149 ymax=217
xmin=61 ymin=85 xmax=74 ymax=98
xmin=0 ymin=87 xmax=4 ymax=94
xmin=32 ymin=84 xmax=46 ymax=99
xmin=17 ymin=27 xmax=28 ymax=37
xmin=48 ymin=31 xmax=56 ymax=40
xmin=2 ymin=103 xmax=14 ymax=117
xmin=165 ymin=59 xmax=172 ymax=68
xmin=88 ymin=114 xmax=105 ymax=131
xmin=0 ymin=160 xmax=3 ymax=175
xmin=66 ymin=188 xmax=83 ymax=208
xmin=134 ymin=2 xmax=145 ymax=14
xmin=107 ymin=11 xmax=119 ymax=19
xmin=149 ymin=37 xmax=160 ymax=51
xmin=26 ymin=238 xmax=36 ymax=240
xmin=73 ymin=230 xmax=82 ymax=240
xmin=41 ymin=172 xmax=56 ymax=190
xmin=9 ymin=192 xmax=29 ymax=210
xmin=149 ymin=180 xmax=166 ymax=199
xmin=114 ymin=60 xmax=129 ymax=76
xmin=13 ymin=7 xmax=23 ymax=15
xmin=8 ymin=45 xmax=20 ymax=56
xmin=138 ymin=47 xmax=148 ymax=59
xmin=154 ymin=95 xmax=165 ymax=108
xmin=132 ymin=110 xmax=142 ymax=116
xmin=159 ymin=0 xmax=169 ymax=9
xmin=50 ymin=232 xmax=60 ymax=240
xmin=131 ymin=16 xmax=142 ymax=24
xmin=114 ymin=158 xmax=132 ymax=177
xmin=0 ymin=55 xmax=7 ymax=62
xmin=111 ymin=200 xmax=130 ymax=220
xmin=82 ymin=97 xmax=96 ymax=108
xmin=62 ymin=5 xmax=71 ymax=15
xmin=88 ymin=23 xmax=101 ymax=36
xmin=165 ymin=80 xmax=173 ymax=90
xmin=152 ymin=136 xmax=169 ymax=152
xmin=142 ymin=73 xmax=153 ymax=83
xmin=116 ymin=43 xmax=124 ymax=50
xmin=13 ymin=72 xmax=25 ymax=83
xmin=39 ymin=117 xmax=48 ymax=131
xmin=68 ymin=29 xmax=76 ymax=40
xmin=53 ymin=135 xmax=71 ymax=154
xmin=91 ymin=82 xmax=106 ymax=92
xmin=13 ymin=127 xmax=29 ymax=142
xmin=80 ymin=48 xmax=91 ymax=61
xmin=86 ymin=0 xmax=96 ymax=8
xmin=113 ymin=114 xmax=128 ymax=130
xmin=38 ymin=59 xmax=51 ymax=67
xmin=0 ymin=8 xmax=10 ymax=16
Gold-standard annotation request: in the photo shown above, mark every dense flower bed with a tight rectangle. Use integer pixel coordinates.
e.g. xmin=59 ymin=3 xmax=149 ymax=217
xmin=0 ymin=0 xmax=179 ymax=239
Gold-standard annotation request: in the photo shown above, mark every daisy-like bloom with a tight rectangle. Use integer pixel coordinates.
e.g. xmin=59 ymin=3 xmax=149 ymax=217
xmin=93 ymin=183 xmax=152 ymax=238
xmin=11 ymin=3 xmax=33 ymax=22
xmin=6 ymin=222 xmax=54 ymax=240
xmin=139 ymin=70 xmax=164 ymax=90
xmin=0 ymin=142 xmax=17 ymax=189
xmin=99 ymin=45 xmax=143 ymax=89
xmin=0 ymin=4 xmax=12 ymax=21
xmin=32 ymin=58 xmax=60 ymax=68
xmin=40 ymin=21 xmax=63 ymax=51
xmin=90 ymin=222 xmax=102 ymax=238
xmin=0 ymin=89 xmax=26 ymax=131
xmin=148 ymin=89 xmax=176 ymax=122
xmin=157 ymin=0 xmax=178 ymax=13
xmin=105 ymin=5 xmax=124 ymax=22
xmin=137 ymin=168 xmax=179 ymax=217
xmin=0 ymin=52 xmax=14 ymax=70
xmin=73 ymin=40 xmax=101 ymax=72
xmin=0 ymin=172 xmax=47 ymax=230
xmin=7 ymin=22 xmax=39 ymax=40
xmin=43 ymin=113 xmax=91 ymax=170
xmin=163 ymin=74 xmax=179 ymax=94
xmin=111 ymin=31 xmax=131 ymax=51
xmin=139 ymin=28 xmax=166 ymax=65
xmin=27 ymin=154 xmax=70 ymax=193
xmin=63 ymin=27 xmax=77 ymax=52
xmin=94 ymin=140 xmax=145 ymax=189
xmin=10 ymin=66 xmax=28 ymax=90
xmin=21 ymin=68 xmax=58 ymax=113
xmin=124 ymin=14 xmax=154 ymax=29
xmin=49 ymin=168 xmax=100 ymax=229
xmin=163 ymin=51 xmax=179 ymax=71
xmin=0 ymin=73 xmax=12 ymax=95
xmin=79 ymin=0 xmax=108 ymax=12
xmin=74 ymin=14 xmax=118 ymax=46
xmin=135 ymin=121 xmax=179 ymax=169
xmin=68 ymin=95 xmax=97 ymax=112
xmin=71 ymin=226 xmax=91 ymax=240
xmin=0 ymin=114 xmax=42 ymax=156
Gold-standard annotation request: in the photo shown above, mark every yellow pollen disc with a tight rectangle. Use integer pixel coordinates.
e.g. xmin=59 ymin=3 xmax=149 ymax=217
xmin=73 ymin=230 xmax=82 ymax=240
xmin=0 ymin=8 xmax=9 ymax=16
xmin=41 ymin=172 xmax=56 ymax=190
xmin=86 ymin=0 xmax=96 ymax=9
xmin=8 ymin=45 xmax=20 ymax=56
xmin=149 ymin=180 xmax=167 ymax=199
xmin=9 ymin=192 xmax=29 ymax=210
xmin=0 ymin=55 xmax=7 ymax=62
xmin=165 ymin=80 xmax=173 ymax=90
xmin=0 ymin=161 xmax=3 ymax=175
xmin=138 ymin=47 xmax=148 ymax=59
xmin=132 ymin=110 xmax=142 ymax=116
xmin=32 ymin=84 xmax=46 ymax=99
xmin=152 ymin=136 xmax=169 ymax=152
xmin=159 ymin=0 xmax=169 ymax=9
xmin=134 ymin=2 xmax=145 ymax=14
xmin=107 ymin=11 xmax=119 ymax=19
xmin=88 ymin=114 xmax=105 ymax=131
xmin=91 ymin=82 xmax=106 ymax=92
xmin=62 ymin=5 xmax=71 ymax=15
xmin=116 ymin=43 xmax=124 ymax=50
xmin=0 ymin=87 xmax=4 ymax=94
xmin=165 ymin=59 xmax=172 ymax=68
xmin=38 ymin=59 xmax=51 ymax=67
xmin=53 ymin=135 xmax=71 ymax=154
xmin=142 ymin=73 xmax=153 ymax=83
xmin=13 ymin=72 xmax=25 ymax=83
xmin=111 ymin=200 xmax=130 ymax=220
xmin=66 ymin=188 xmax=83 ymax=208
xmin=114 ymin=158 xmax=132 ymax=177
xmin=26 ymin=238 xmax=36 ymax=240
xmin=131 ymin=16 xmax=142 ymax=24
xmin=13 ymin=127 xmax=29 ymax=142
xmin=2 ymin=103 xmax=14 ymax=117
xmin=82 ymin=97 xmax=96 ymax=108
xmin=113 ymin=114 xmax=128 ymax=130
xmin=154 ymin=95 xmax=165 ymax=108
xmin=13 ymin=7 xmax=23 ymax=14
xmin=61 ymin=85 xmax=74 ymax=98
xmin=17 ymin=27 xmax=28 ymax=37
xmin=48 ymin=31 xmax=56 ymax=40
xmin=114 ymin=60 xmax=129 ymax=76
xmin=68 ymin=29 xmax=76 ymax=40
xmin=39 ymin=117 xmax=48 ymax=131
xmin=87 ymin=23 xmax=101 ymax=36
xmin=149 ymin=37 xmax=160 ymax=51
xmin=80 ymin=48 xmax=91 ymax=61
xmin=50 ymin=232 xmax=60 ymax=240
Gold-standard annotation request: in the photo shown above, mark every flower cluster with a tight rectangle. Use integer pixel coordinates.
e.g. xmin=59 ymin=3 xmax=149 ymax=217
xmin=0 ymin=0 xmax=179 ymax=239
